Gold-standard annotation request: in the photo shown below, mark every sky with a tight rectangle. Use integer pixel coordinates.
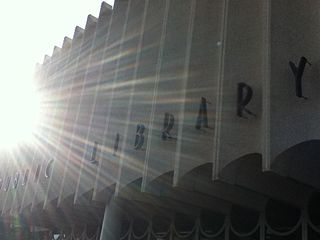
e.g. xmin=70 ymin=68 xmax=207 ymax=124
xmin=0 ymin=0 xmax=114 ymax=77
xmin=0 ymin=0 xmax=114 ymax=148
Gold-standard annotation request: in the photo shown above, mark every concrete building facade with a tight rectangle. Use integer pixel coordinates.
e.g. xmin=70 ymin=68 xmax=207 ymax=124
xmin=1 ymin=0 xmax=320 ymax=239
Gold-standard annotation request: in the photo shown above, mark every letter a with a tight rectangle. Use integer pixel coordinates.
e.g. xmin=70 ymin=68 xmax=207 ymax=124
xmin=196 ymin=97 xmax=209 ymax=129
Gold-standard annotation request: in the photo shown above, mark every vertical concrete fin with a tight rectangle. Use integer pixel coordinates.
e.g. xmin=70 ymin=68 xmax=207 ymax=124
xmin=74 ymin=26 xmax=84 ymax=39
xmin=142 ymin=0 xmax=197 ymax=192
xmin=113 ymin=0 xmax=150 ymax=196
xmin=262 ymin=0 xmax=271 ymax=171
xmin=172 ymin=0 xmax=197 ymax=187
xmin=100 ymin=1 xmax=113 ymax=18
xmin=34 ymin=63 xmax=42 ymax=72
xmin=86 ymin=14 xmax=98 ymax=29
xmin=57 ymin=13 xmax=98 ymax=206
xmin=140 ymin=0 xmax=171 ymax=193
xmin=52 ymin=46 xmax=61 ymax=57
xmin=213 ymin=0 xmax=264 ymax=180
xmin=43 ymin=55 xmax=51 ymax=64
xmin=99 ymin=2 xmax=113 ymax=23
xmin=212 ymin=0 xmax=229 ymax=180
xmin=64 ymin=14 xmax=99 ymax=206
xmin=172 ymin=0 xmax=225 ymax=187
xmin=75 ymin=0 xmax=114 ymax=204
xmin=92 ymin=0 xmax=130 ymax=202
xmin=42 ymin=36 xmax=78 ymax=210
xmin=62 ymin=36 xmax=72 ymax=49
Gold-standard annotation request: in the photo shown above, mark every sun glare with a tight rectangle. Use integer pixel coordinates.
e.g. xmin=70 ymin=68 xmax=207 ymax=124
xmin=0 ymin=0 xmax=115 ymax=150
xmin=0 ymin=75 xmax=41 ymax=149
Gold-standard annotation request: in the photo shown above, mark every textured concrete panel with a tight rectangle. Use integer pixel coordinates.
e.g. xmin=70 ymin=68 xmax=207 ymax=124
xmin=116 ymin=0 xmax=165 ymax=193
xmin=267 ymin=0 xmax=320 ymax=177
xmin=213 ymin=0 xmax=263 ymax=178
xmin=36 ymin=26 xmax=84 ymax=208
xmin=74 ymin=2 xmax=113 ymax=203
xmin=93 ymin=0 xmax=130 ymax=200
xmin=173 ymin=0 xmax=223 ymax=185
xmin=58 ymin=17 xmax=98 ymax=205
xmin=142 ymin=0 xmax=195 ymax=191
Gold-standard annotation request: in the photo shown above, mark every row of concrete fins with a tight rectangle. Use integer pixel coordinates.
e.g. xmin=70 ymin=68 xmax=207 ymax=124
xmin=1 ymin=1 xmax=113 ymax=215
xmin=1 ymin=0 xmax=319 ymax=218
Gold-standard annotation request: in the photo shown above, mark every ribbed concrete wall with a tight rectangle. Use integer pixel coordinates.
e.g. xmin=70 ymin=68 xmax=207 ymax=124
xmin=115 ymin=0 xmax=166 ymax=193
xmin=213 ymin=0 xmax=264 ymax=178
xmin=74 ymin=2 xmax=113 ymax=204
xmin=173 ymin=0 xmax=223 ymax=184
xmin=1 ymin=1 xmax=320 ymax=235
xmin=267 ymin=0 xmax=320 ymax=180
xmin=45 ymin=25 xmax=85 ymax=207
xmin=141 ymin=0 xmax=196 ymax=191
xmin=58 ymin=14 xmax=98 ymax=206
xmin=42 ymin=37 xmax=73 ymax=209
xmin=93 ymin=0 xmax=130 ymax=200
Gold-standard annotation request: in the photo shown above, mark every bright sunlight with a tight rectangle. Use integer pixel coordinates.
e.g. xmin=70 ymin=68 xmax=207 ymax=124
xmin=0 ymin=75 xmax=41 ymax=149
xmin=0 ymin=0 xmax=114 ymax=150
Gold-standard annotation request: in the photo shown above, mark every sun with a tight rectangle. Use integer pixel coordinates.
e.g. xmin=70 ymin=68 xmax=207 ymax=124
xmin=0 ymin=75 xmax=41 ymax=149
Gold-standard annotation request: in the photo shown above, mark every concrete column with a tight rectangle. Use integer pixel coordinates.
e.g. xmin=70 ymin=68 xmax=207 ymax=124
xmin=224 ymin=215 xmax=230 ymax=240
xmin=301 ymin=208 xmax=308 ymax=240
xmin=259 ymin=211 xmax=265 ymax=240
xmin=100 ymin=197 xmax=122 ymax=240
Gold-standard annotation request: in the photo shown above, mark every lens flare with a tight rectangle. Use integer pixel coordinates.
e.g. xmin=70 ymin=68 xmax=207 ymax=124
xmin=0 ymin=75 xmax=41 ymax=149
